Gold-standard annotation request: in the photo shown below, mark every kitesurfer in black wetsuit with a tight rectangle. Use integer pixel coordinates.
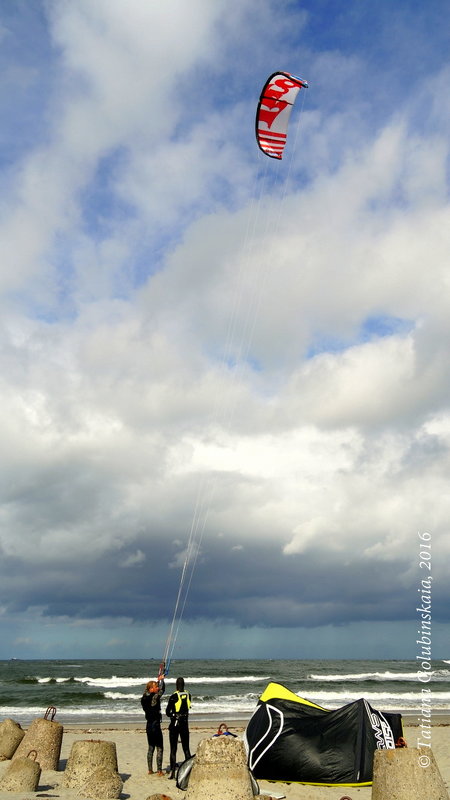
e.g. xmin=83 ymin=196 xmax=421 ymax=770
xmin=141 ymin=667 xmax=165 ymax=776
xmin=166 ymin=676 xmax=192 ymax=779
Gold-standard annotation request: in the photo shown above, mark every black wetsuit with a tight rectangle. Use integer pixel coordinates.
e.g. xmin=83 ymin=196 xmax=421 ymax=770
xmin=166 ymin=689 xmax=192 ymax=777
xmin=141 ymin=679 xmax=165 ymax=772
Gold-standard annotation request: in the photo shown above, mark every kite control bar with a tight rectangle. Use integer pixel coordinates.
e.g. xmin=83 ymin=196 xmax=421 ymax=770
xmin=158 ymin=660 xmax=168 ymax=678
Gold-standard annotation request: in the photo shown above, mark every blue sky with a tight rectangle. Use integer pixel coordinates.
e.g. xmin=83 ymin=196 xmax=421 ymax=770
xmin=0 ymin=0 xmax=449 ymax=663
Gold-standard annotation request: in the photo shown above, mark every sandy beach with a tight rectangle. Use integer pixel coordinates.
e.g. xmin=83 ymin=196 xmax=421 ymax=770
xmin=0 ymin=717 xmax=448 ymax=800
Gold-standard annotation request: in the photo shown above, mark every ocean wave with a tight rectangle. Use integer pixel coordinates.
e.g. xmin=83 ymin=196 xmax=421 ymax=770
xmin=60 ymin=691 xmax=106 ymax=703
xmin=179 ymin=676 xmax=270 ymax=684
xmin=0 ymin=705 xmax=140 ymax=719
xmin=195 ymin=693 xmax=260 ymax=703
xmin=101 ymin=688 xmax=450 ymax=713
xmin=72 ymin=675 xmax=270 ymax=688
xmin=3 ymin=689 xmax=450 ymax=722
xmin=74 ymin=677 xmax=146 ymax=688
xmin=103 ymin=690 xmax=261 ymax=703
xmin=104 ymin=691 xmax=142 ymax=701
xmin=20 ymin=676 xmax=77 ymax=685
xmin=190 ymin=700 xmax=257 ymax=714
xmin=0 ymin=702 xmax=255 ymax=720
xmin=301 ymin=690 xmax=450 ymax=709
xmin=308 ymin=671 xmax=449 ymax=682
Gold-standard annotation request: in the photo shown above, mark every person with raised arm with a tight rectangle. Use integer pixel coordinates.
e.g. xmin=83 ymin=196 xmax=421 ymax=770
xmin=141 ymin=662 xmax=166 ymax=776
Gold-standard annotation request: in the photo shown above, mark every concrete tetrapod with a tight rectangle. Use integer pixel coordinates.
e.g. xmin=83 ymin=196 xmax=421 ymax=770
xmin=81 ymin=765 xmax=123 ymax=798
xmin=0 ymin=752 xmax=41 ymax=792
xmin=372 ymin=747 xmax=449 ymax=800
xmin=185 ymin=736 xmax=254 ymax=800
xmin=12 ymin=710 xmax=63 ymax=770
xmin=0 ymin=719 xmax=25 ymax=761
xmin=63 ymin=739 xmax=122 ymax=798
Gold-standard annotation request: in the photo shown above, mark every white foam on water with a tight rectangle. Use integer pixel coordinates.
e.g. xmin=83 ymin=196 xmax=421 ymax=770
xmin=72 ymin=674 xmax=270 ymax=688
xmin=310 ymin=671 xmax=426 ymax=682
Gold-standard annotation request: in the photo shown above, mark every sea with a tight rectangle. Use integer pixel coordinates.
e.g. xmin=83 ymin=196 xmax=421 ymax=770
xmin=1 ymin=658 xmax=449 ymax=726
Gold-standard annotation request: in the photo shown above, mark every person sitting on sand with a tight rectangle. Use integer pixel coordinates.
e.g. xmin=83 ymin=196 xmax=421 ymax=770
xmin=141 ymin=666 xmax=165 ymax=777
xmin=166 ymin=676 xmax=192 ymax=779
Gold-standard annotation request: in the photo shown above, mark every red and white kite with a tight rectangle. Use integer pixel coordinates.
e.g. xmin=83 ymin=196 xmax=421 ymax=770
xmin=255 ymin=71 xmax=308 ymax=160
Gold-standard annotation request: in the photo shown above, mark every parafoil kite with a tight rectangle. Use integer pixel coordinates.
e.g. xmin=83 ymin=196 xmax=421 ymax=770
xmin=245 ymin=683 xmax=402 ymax=786
xmin=255 ymin=71 xmax=308 ymax=159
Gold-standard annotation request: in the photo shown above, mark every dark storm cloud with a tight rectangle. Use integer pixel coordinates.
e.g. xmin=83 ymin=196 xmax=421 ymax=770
xmin=3 ymin=530 xmax=445 ymax=635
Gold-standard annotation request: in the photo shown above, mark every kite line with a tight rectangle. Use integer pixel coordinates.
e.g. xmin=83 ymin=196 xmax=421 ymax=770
xmin=160 ymin=71 xmax=309 ymax=675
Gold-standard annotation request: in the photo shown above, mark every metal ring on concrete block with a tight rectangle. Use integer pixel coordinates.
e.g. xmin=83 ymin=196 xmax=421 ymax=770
xmin=12 ymin=710 xmax=63 ymax=770
xmin=0 ymin=755 xmax=42 ymax=792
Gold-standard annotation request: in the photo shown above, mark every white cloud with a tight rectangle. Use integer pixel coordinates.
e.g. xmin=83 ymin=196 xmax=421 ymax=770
xmin=120 ymin=549 xmax=146 ymax=568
